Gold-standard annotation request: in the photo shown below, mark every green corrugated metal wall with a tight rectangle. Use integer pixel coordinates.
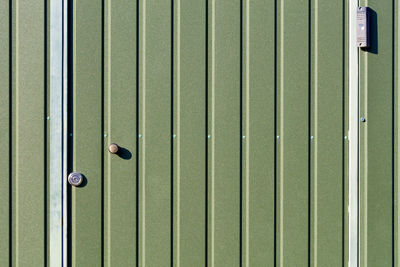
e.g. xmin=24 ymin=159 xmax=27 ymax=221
xmin=16 ymin=0 xmax=400 ymax=266
xmin=70 ymin=0 xmax=348 ymax=266
xmin=359 ymin=0 xmax=400 ymax=266
xmin=0 ymin=0 xmax=49 ymax=266
xmin=4 ymin=1 xmax=400 ymax=266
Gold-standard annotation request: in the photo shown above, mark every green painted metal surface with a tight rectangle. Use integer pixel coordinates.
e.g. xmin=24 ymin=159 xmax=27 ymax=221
xmin=208 ymin=0 xmax=241 ymax=266
xmin=241 ymin=0 xmax=275 ymax=265
xmin=0 ymin=0 xmax=10 ymax=265
xmin=172 ymin=0 xmax=206 ymax=266
xmin=276 ymin=0 xmax=310 ymax=264
xmin=358 ymin=0 xmax=400 ymax=266
xmin=0 ymin=0 xmax=350 ymax=265
xmin=71 ymin=0 xmax=103 ymax=266
xmin=309 ymin=1 xmax=347 ymax=266
xmin=71 ymin=0 xmax=137 ymax=266
xmin=138 ymin=0 xmax=172 ymax=266
xmin=71 ymin=0 xmax=348 ymax=266
xmin=396 ymin=2 xmax=400 ymax=266
xmin=1 ymin=0 xmax=49 ymax=266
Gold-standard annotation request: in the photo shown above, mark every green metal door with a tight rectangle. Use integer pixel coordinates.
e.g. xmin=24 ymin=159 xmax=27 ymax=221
xmin=70 ymin=0 xmax=348 ymax=266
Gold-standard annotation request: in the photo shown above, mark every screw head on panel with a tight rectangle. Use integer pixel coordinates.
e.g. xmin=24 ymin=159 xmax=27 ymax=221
xmin=207 ymin=135 xmax=211 ymax=139
xmin=310 ymin=136 xmax=314 ymax=140
xmin=360 ymin=117 xmax=366 ymax=122
xmin=173 ymin=134 xmax=177 ymax=139
xmin=276 ymin=136 xmax=280 ymax=139
xmin=242 ymin=136 xmax=246 ymax=139
xmin=138 ymin=134 xmax=142 ymax=138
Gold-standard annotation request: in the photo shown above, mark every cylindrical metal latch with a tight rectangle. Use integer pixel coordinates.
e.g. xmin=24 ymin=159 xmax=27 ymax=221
xmin=108 ymin=143 xmax=119 ymax=154
xmin=68 ymin=172 xmax=83 ymax=187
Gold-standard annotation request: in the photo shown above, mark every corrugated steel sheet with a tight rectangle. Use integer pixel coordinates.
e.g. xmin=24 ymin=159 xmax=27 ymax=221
xmin=71 ymin=0 xmax=348 ymax=266
xmin=359 ymin=0 xmax=400 ymax=265
xmin=1 ymin=0 xmax=49 ymax=266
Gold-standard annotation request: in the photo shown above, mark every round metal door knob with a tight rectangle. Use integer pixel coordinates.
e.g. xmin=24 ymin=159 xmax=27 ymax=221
xmin=68 ymin=172 xmax=83 ymax=187
xmin=108 ymin=143 xmax=119 ymax=154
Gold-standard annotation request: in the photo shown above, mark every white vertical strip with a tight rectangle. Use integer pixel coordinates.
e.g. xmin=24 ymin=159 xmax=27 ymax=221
xmin=348 ymin=0 xmax=359 ymax=266
xmin=50 ymin=0 xmax=67 ymax=266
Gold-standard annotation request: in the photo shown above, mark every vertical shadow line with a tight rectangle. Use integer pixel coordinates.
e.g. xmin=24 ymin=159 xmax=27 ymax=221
xmin=341 ymin=0 xmax=346 ymax=265
xmin=392 ymin=0 xmax=396 ymax=264
xmin=44 ymin=0 xmax=48 ymax=265
xmin=170 ymin=0 xmax=174 ymax=265
xmin=273 ymin=0 xmax=277 ymax=265
xmin=205 ymin=0 xmax=209 ymax=265
xmin=101 ymin=0 xmax=105 ymax=265
xmin=135 ymin=0 xmax=140 ymax=266
xmin=307 ymin=0 xmax=312 ymax=265
xmin=239 ymin=0 xmax=243 ymax=266
xmin=9 ymin=0 xmax=13 ymax=265
xmin=66 ymin=0 xmax=73 ymax=265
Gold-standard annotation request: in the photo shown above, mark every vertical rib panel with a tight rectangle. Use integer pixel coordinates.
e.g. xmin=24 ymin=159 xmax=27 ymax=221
xmin=172 ymin=0 xmax=206 ymax=265
xmin=395 ymin=0 xmax=400 ymax=265
xmin=359 ymin=0 xmax=394 ymax=265
xmin=71 ymin=0 xmax=103 ymax=265
xmin=343 ymin=1 xmax=350 ymax=264
xmin=12 ymin=0 xmax=47 ymax=265
xmin=241 ymin=0 xmax=275 ymax=266
xmin=103 ymin=0 xmax=137 ymax=266
xmin=138 ymin=0 xmax=172 ymax=266
xmin=310 ymin=0 xmax=345 ymax=266
xmin=207 ymin=0 xmax=241 ymax=266
xmin=0 ymin=0 xmax=10 ymax=265
xmin=276 ymin=0 xmax=310 ymax=265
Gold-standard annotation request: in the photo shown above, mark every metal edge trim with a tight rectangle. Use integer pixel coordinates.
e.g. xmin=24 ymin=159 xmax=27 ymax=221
xmin=49 ymin=0 xmax=67 ymax=266
xmin=348 ymin=0 xmax=359 ymax=266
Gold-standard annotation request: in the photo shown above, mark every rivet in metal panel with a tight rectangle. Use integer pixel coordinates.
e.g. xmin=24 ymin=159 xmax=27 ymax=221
xmin=344 ymin=136 xmax=348 ymax=140
xmin=138 ymin=134 xmax=142 ymax=138
xmin=47 ymin=116 xmax=50 ymax=120
xmin=208 ymin=135 xmax=211 ymax=139
xmin=173 ymin=134 xmax=177 ymax=139
xmin=276 ymin=136 xmax=280 ymax=139
xmin=360 ymin=117 xmax=366 ymax=122
xmin=310 ymin=136 xmax=314 ymax=140
xmin=104 ymin=133 xmax=108 ymax=138
xmin=242 ymin=136 xmax=246 ymax=139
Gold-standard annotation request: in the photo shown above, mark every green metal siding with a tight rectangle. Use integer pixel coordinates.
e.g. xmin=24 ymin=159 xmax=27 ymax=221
xmin=71 ymin=0 xmax=103 ymax=266
xmin=358 ymin=0 xmax=400 ymax=266
xmin=71 ymin=0 xmax=348 ymax=266
xmin=1 ymin=0 xmax=49 ymax=266
xmin=139 ymin=0 xmax=172 ymax=266
xmin=173 ymin=1 xmax=207 ymax=266
xmin=242 ymin=0 xmax=275 ymax=265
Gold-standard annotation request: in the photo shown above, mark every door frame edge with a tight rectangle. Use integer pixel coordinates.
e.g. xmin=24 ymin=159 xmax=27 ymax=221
xmin=49 ymin=0 xmax=68 ymax=266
